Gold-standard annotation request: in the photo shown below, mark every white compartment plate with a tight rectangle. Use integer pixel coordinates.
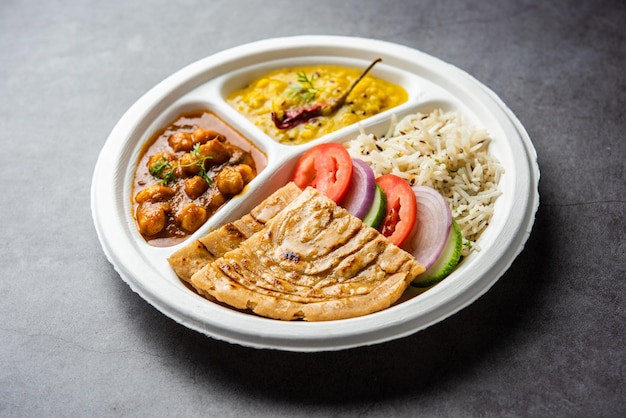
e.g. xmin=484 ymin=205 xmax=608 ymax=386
xmin=91 ymin=36 xmax=539 ymax=352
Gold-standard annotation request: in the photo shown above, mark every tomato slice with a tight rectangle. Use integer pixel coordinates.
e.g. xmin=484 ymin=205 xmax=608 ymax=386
xmin=375 ymin=174 xmax=417 ymax=247
xmin=290 ymin=143 xmax=353 ymax=203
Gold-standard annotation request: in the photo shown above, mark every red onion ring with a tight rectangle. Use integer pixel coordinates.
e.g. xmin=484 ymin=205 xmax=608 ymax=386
xmin=405 ymin=185 xmax=452 ymax=269
xmin=340 ymin=158 xmax=376 ymax=219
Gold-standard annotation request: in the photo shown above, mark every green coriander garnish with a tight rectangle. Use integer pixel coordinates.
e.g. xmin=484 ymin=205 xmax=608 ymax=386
xmin=149 ymin=158 xmax=178 ymax=185
xmin=149 ymin=143 xmax=214 ymax=185
xmin=189 ymin=143 xmax=213 ymax=185
xmin=287 ymin=71 xmax=322 ymax=103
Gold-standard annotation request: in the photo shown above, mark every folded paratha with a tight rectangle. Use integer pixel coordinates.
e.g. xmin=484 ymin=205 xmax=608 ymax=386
xmin=190 ymin=186 xmax=425 ymax=321
xmin=168 ymin=182 xmax=301 ymax=283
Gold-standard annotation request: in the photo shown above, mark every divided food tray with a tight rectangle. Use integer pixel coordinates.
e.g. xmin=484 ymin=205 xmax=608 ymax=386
xmin=91 ymin=36 xmax=539 ymax=351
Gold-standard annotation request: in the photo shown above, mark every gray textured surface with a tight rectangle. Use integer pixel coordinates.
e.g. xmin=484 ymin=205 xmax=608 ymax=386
xmin=1 ymin=0 xmax=625 ymax=416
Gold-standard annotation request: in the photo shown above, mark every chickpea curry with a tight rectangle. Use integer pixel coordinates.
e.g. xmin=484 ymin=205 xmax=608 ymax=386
xmin=132 ymin=111 xmax=266 ymax=247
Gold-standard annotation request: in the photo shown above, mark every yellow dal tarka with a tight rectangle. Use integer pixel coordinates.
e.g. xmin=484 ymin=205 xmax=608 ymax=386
xmin=227 ymin=65 xmax=408 ymax=145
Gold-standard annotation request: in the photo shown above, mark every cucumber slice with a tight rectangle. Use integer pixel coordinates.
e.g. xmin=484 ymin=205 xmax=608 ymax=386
xmin=362 ymin=185 xmax=386 ymax=229
xmin=411 ymin=218 xmax=462 ymax=288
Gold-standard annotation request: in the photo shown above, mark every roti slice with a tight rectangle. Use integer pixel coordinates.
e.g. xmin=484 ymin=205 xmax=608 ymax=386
xmin=190 ymin=186 xmax=425 ymax=321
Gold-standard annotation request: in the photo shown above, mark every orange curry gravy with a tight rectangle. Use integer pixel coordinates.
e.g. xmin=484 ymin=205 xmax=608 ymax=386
xmin=132 ymin=110 xmax=267 ymax=247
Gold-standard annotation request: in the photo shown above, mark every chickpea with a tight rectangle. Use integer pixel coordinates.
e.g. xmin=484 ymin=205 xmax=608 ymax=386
xmin=168 ymin=132 xmax=194 ymax=152
xmin=147 ymin=152 xmax=177 ymax=178
xmin=179 ymin=152 xmax=201 ymax=176
xmin=136 ymin=203 xmax=167 ymax=236
xmin=198 ymin=139 xmax=231 ymax=165
xmin=135 ymin=184 xmax=175 ymax=204
xmin=191 ymin=129 xmax=225 ymax=145
xmin=184 ymin=176 xmax=208 ymax=199
xmin=216 ymin=166 xmax=244 ymax=196
xmin=176 ymin=203 xmax=207 ymax=233
xmin=234 ymin=164 xmax=256 ymax=183
xmin=207 ymin=190 xmax=227 ymax=211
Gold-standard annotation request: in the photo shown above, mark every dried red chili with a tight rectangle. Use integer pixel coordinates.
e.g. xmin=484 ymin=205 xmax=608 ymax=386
xmin=271 ymin=58 xmax=382 ymax=130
